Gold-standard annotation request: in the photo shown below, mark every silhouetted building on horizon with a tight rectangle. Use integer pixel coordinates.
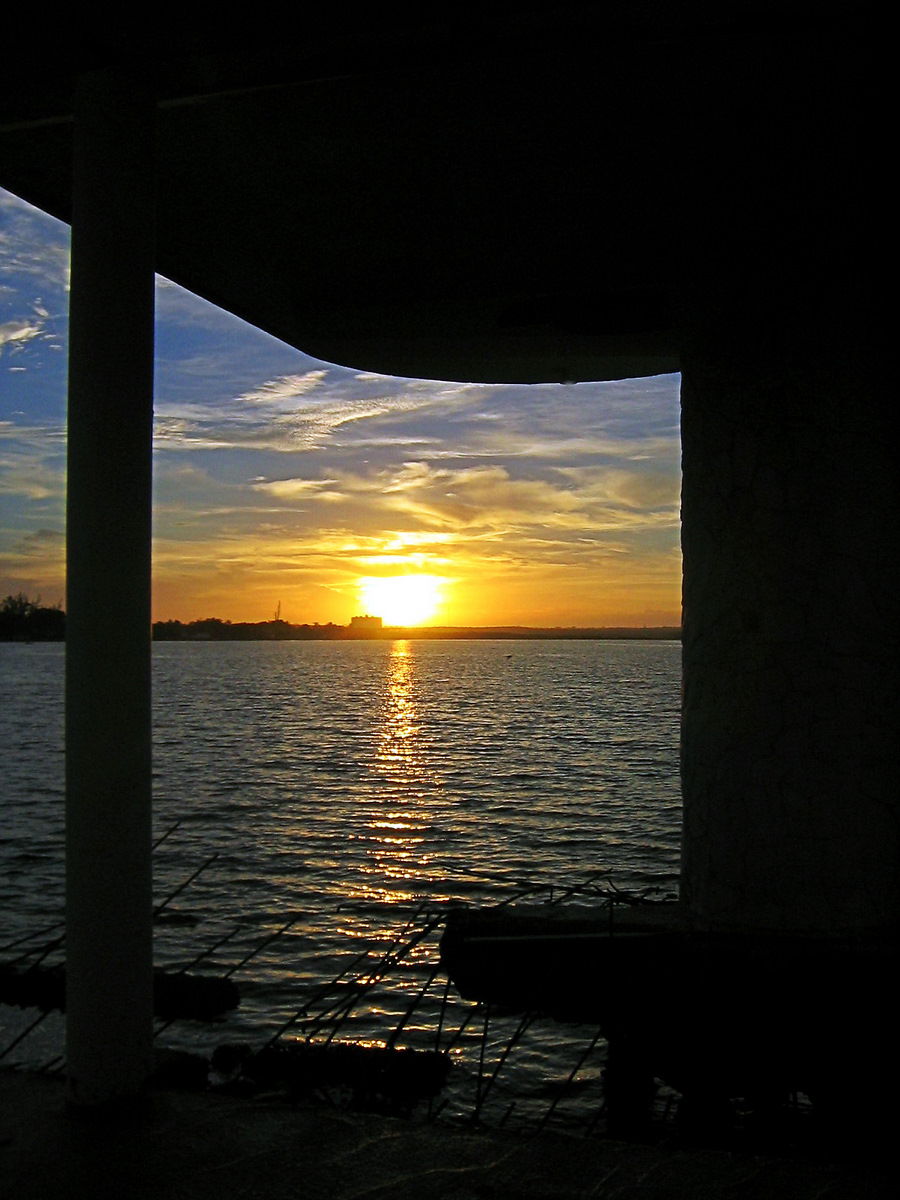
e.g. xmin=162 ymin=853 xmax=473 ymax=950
xmin=2 ymin=7 xmax=892 ymax=1124
xmin=348 ymin=614 xmax=383 ymax=632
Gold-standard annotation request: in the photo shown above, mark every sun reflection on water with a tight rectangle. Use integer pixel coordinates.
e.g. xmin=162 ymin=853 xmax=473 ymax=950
xmin=377 ymin=641 xmax=418 ymax=768
xmin=357 ymin=641 xmax=438 ymax=904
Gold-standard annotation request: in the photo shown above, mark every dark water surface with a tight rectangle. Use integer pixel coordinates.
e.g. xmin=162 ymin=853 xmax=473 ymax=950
xmin=1 ymin=638 xmax=681 ymax=1123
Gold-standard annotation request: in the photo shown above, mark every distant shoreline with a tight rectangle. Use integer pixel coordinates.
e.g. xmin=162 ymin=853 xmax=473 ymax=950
xmin=0 ymin=597 xmax=681 ymax=643
xmin=341 ymin=625 xmax=681 ymax=641
xmin=151 ymin=619 xmax=681 ymax=642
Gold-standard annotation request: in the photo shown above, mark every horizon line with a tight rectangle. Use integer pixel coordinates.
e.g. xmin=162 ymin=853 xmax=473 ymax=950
xmin=152 ymin=616 xmax=682 ymax=631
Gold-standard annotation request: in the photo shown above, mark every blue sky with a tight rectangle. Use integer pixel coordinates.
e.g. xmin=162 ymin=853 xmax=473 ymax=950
xmin=0 ymin=186 xmax=681 ymax=626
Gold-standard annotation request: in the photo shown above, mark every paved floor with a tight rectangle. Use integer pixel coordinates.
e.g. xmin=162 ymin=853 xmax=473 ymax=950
xmin=0 ymin=1069 xmax=892 ymax=1200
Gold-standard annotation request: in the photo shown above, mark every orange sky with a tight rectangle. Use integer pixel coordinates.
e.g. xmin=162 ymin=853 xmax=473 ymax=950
xmin=2 ymin=188 xmax=682 ymax=628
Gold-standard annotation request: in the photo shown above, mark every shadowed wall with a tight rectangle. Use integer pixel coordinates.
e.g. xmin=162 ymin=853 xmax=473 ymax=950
xmin=681 ymin=323 xmax=895 ymax=933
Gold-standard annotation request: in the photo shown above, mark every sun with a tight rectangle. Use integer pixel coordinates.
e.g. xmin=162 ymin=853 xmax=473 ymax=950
xmin=357 ymin=575 xmax=444 ymax=626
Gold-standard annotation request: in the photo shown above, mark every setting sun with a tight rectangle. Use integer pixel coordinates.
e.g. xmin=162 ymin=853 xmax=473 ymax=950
xmin=357 ymin=575 xmax=445 ymax=626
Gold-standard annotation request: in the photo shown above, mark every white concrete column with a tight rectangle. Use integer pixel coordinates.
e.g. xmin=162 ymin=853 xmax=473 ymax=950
xmin=65 ymin=68 xmax=156 ymax=1105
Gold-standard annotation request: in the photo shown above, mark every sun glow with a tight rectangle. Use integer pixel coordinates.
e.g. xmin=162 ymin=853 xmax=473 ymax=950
xmin=357 ymin=575 xmax=445 ymax=626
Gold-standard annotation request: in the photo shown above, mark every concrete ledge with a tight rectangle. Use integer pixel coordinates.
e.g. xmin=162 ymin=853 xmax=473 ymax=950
xmin=440 ymin=904 xmax=898 ymax=1144
xmin=1 ymin=1068 xmax=893 ymax=1200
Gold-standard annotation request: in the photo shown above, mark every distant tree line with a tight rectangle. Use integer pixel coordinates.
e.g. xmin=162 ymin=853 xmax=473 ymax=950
xmin=152 ymin=617 xmax=347 ymax=641
xmin=154 ymin=619 xmax=681 ymax=642
xmin=1 ymin=597 xmax=679 ymax=643
xmin=0 ymin=594 xmax=65 ymax=641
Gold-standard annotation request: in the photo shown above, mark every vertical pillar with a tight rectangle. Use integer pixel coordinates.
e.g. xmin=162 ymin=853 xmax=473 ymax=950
xmin=679 ymin=295 xmax=897 ymax=935
xmin=65 ymin=69 xmax=156 ymax=1105
xmin=674 ymin=22 xmax=896 ymax=938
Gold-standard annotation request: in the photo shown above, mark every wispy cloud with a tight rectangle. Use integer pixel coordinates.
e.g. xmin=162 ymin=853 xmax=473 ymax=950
xmin=14 ymin=526 xmax=64 ymax=555
xmin=237 ymin=371 xmax=329 ymax=404
xmin=0 ymin=319 xmax=43 ymax=350
xmin=1 ymin=186 xmax=682 ymax=625
xmin=0 ymin=192 xmax=70 ymax=292
xmin=251 ymin=476 xmax=340 ymax=500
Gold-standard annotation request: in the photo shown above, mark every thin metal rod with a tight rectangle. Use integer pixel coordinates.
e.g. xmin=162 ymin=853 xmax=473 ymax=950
xmin=474 ymin=1004 xmax=491 ymax=1119
xmin=270 ymin=909 xmax=442 ymax=1049
xmin=387 ymin=964 xmax=440 ymax=1048
xmin=475 ymin=1010 xmax=534 ymax=1110
xmin=438 ymin=1002 xmax=480 ymax=1054
xmin=261 ymin=942 xmax=376 ymax=1049
xmin=0 ymin=1009 xmax=52 ymax=1062
xmin=179 ymin=924 xmax=242 ymax=972
xmin=0 ymin=922 xmax=65 ymax=955
xmin=152 ymin=820 xmax=182 ymax=851
xmin=320 ymin=917 xmax=443 ymax=1045
xmin=6 ymin=933 xmax=65 ymax=970
xmin=433 ymin=976 xmax=453 ymax=1052
xmin=153 ymin=853 xmax=219 ymax=918
xmin=537 ymin=1027 xmax=605 ymax=1132
xmin=223 ymin=918 xmax=297 ymax=978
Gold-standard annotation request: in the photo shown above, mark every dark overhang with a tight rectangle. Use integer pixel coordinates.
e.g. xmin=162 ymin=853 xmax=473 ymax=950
xmin=0 ymin=3 xmax=877 ymax=382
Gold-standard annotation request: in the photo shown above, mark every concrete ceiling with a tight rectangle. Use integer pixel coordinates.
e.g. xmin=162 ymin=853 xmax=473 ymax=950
xmin=0 ymin=3 xmax=877 ymax=382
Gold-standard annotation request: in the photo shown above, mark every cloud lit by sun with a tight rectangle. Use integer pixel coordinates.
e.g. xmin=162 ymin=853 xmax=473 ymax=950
xmin=357 ymin=575 xmax=445 ymax=626
xmin=0 ymin=188 xmax=683 ymax=627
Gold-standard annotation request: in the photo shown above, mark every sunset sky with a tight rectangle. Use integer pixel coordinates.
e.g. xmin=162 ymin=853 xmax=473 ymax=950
xmin=1 ymin=187 xmax=682 ymax=627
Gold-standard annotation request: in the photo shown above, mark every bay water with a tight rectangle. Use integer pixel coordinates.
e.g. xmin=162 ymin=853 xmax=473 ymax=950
xmin=1 ymin=638 xmax=681 ymax=1125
